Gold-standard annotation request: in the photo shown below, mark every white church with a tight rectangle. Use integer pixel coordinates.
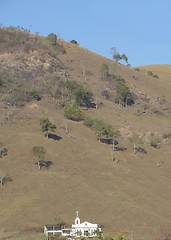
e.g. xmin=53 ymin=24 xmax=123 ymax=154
xmin=44 ymin=211 xmax=101 ymax=238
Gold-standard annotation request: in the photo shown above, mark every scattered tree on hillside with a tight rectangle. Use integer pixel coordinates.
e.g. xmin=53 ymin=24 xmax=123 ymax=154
xmin=58 ymin=80 xmax=93 ymax=107
xmin=32 ymin=146 xmax=46 ymax=160
xmin=70 ymin=40 xmax=79 ymax=45
xmin=84 ymin=115 xmax=119 ymax=143
xmin=64 ymin=102 xmax=84 ymax=121
xmin=111 ymin=47 xmax=121 ymax=63
xmin=74 ymin=86 xmax=93 ymax=107
xmin=31 ymin=89 xmax=42 ymax=101
xmin=32 ymin=146 xmax=52 ymax=170
xmin=115 ymin=82 xmax=134 ymax=106
xmin=121 ymin=53 xmax=129 ymax=65
xmin=111 ymin=47 xmax=130 ymax=66
xmin=40 ymin=118 xmax=56 ymax=138
xmin=47 ymin=33 xmax=57 ymax=46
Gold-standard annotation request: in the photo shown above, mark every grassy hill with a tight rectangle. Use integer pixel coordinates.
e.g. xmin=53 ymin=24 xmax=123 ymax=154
xmin=0 ymin=27 xmax=171 ymax=240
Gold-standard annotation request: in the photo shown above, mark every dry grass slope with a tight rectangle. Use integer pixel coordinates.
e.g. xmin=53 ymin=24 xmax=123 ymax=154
xmin=0 ymin=28 xmax=171 ymax=240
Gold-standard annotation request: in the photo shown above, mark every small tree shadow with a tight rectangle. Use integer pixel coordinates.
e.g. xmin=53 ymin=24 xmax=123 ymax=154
xmin=114 ymin=146 xmax=127 ymax=151
xmin=48 ymin=133 xmax=62 ymax=141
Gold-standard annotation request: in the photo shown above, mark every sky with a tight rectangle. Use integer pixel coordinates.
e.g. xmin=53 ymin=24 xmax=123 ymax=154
xmin=0 ymin=0 xmax=171 ymax=66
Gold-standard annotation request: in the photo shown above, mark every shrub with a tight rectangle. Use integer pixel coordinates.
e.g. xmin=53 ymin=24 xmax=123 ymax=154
xmin=115 ymin=82 xmax=134 ymax=105
xmin=134 ymin=68 xmax=140 ymax=71
xmin=147 ymin=71 xmax=153 ymax=76
xmin=74 ymin=86 xmax=93 ymax=107
xmin=84 ymin=115 xmax=118 ymax=141
xmin=64 ymin=102 xmax=84 ymax=121
xmin=70 ymin=40 xmax=79 ymax=45
xmin=147 ymin=71 xmax=159 ymax=79
xmin=31 ymin=89 xmax=42 ymax=101
xmin=150 ymin=139 xmax=158 ymax=148
xmin=32 ymin=146 xmax=46 ymax=160
xmin=59 ymin=80 xmax=93 ymax=107
xmin=47 ymin=33 xmax=57 ymax=46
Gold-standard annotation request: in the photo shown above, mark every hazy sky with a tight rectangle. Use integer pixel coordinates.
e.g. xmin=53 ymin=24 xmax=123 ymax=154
xmin=0 ymin=0 xmax=171 ymax=66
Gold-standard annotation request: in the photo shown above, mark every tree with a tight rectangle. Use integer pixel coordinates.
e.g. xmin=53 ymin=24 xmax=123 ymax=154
xmin=32 ymin=146 xmax=46 ymax=160
xmin=40 ymin=118 xmax=56 ymax=138
xmin=121 ymin=54 xmax=128 ymax=65
xmin=111 ymin=47 xmax=121 ymax=62
xmin=115 ymin=82 xmax=134 ymax=106
xmin=84 ymin=116 xmax=117 ymax=142
xmin=64 ymin=102 xmax=84 ymax=121
xmin=31 ymin=89 xmax=42 ymax=101
xmin=74 ymin=86 xmax=93 ymax=107
xmin=70 ymin=40 xmax=79 ymax=45
xmin=47 ymin=33 xmax=57 ymax=46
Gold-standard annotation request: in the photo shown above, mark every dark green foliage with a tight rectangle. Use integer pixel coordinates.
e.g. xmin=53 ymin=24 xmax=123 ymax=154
xmin=115 ymin=82 xmax=134 ymax=105
xmin=64 ymin=102 xmax=84 ymax=121
xmin=40 ymin=118 xmax=56 ymax=137
xmin=60 ymin=80 xmax=93 ymax=107
xmin=70 ymin=40 xmax=79 ymax=45
xmin=121 ymin=53 xmax=128 ymax=64
xmin=74 ymin=86 xmax=93 ymax=107
xmin=84 ymin=115 xmax=119 ymax=141
xmin=47 ymin=33 xmax=57 ymax=46
xmin=32 ymin=146 xmax=46 ymax=160
xmin=31 ymin=89 xmax=42 ymax=101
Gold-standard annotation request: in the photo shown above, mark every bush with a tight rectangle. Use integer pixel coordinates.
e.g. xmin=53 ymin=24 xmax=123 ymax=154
xmin=134 ymin=68 xmax=140 ymax=71
xmin=147 ymin=71 xmax=159 ymax=79
xmin=31 ymin=89 xmax=42 ymax=101
xmin=74 ymin=86 xmax=93 ymax=107
xmin=47 ymin=33 xmax=57 ymax=46
xmin=150 ymin=139 xmax=158 ymax=148
xmin=59 ymin=80 xmax=93 ymax=107
xmin=84 ymin=115 xmax=118 ymax=141
xmin=70 ymin=40 xmax=79 ymax=45
xmin=115 ymin=82 xmax=134 ymax=105
xmin=64 ymin=102 xmax=84 ymax=121
xmin=32 ymin=146 xmax=46 ymax=160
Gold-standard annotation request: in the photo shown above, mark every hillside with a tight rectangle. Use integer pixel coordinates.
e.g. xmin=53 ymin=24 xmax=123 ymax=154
xmin=0 ymin=28 xmax=171 ymax=240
